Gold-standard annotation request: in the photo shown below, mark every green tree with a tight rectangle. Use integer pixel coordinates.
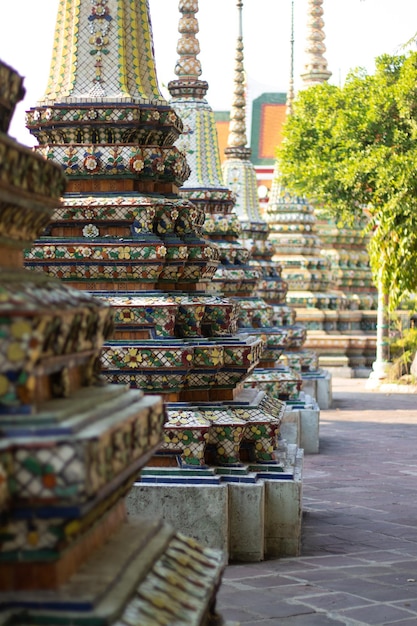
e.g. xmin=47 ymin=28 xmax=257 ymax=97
xmin=278 ymin=52 xmax=417 ymax=310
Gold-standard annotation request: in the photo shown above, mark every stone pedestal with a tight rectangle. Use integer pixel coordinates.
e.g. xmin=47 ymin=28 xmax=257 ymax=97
xmin=280 ymin=411 xmax=300 ymax=447
xmin=302 ymin=369 xmax=332 ymax=409
xmin=126 ymin=444 xmax=303 ymax=560
xmin=126 ymin=483 xmax=229 ymax=554
xmin=229 ymin=482 xmax=265 ymax=562
xmin=300 ymin=405 xmax=320 ymax=453
xmin=283 ymin=394 xmax=320 ymax=453
xmin=265 ymin=446 xmax=303 ymax=557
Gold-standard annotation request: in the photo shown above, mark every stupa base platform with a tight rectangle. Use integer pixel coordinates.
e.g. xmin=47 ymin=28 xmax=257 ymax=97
xmin=0 ymin=519 xmax=225 ymax=626
xmin=126 ymin=444 xmax=303 ymax=561
xmin=317 ymin=356 xmax=372 ymax=378
xmin=304 ymin=332 xmax=376 ymax=378
xmin=281 ymin=393 xmax=320 ymax=453
xmin=301 ymin=368 xmax=332 ymax=409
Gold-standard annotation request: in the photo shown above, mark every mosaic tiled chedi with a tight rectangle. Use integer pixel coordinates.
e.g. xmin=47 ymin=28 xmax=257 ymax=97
xmin=23 ymin=0 xmax=284 ymax=485
xmin=127 ymin=4 xmax=304 ymax=563
xmin=263 ymin=0 xmax=377 ymax=372
xmin=159 ymin=0 xmax=297 ymax=475
xmin=219 ymin=1 xmax=321 ymax=401
xmin=0 ymin=42 xmax=225 ymax=626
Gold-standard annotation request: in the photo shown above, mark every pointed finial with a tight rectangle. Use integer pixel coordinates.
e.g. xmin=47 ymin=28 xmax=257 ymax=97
xmin=301 ymin=0 xmax=332 ymax=87
xmin=169 ymin=0 xmax=208 ymax=99
xmin=286 ymin=0 xmax=295 ymax=115
xmin=224 ymin=0 xmax=250 ymax=158
xmin=237 ymin=1 xmax=243 ymax=38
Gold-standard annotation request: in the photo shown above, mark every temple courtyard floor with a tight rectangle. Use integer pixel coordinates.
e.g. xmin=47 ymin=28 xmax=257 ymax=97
xmin=217 ymin=377 xmax=417 ymax=625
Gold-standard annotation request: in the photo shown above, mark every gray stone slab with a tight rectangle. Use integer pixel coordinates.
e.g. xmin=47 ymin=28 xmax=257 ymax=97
xmin=264 ymin=446 xmax=303 ymax=557
xmin=229 ymin=481 xmax=265 ymax=562
xmin=126 ymin=483 xmax=229 ymax=555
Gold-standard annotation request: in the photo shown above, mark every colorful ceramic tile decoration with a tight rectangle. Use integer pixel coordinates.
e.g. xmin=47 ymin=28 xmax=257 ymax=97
xmin=23 ymin=0 xmax=291 ymax=500
xmin=264 ymin=0 xmax=377 ymax=374
xmin=0 ymin=20 xmax=225 ymax=626
xmin=167 ymin=0 xmax=304 ymax=416
xmin=216 ymin=1 xmax=323 ymax=389
xmin=315 ymin=207 xmax=377 ymax=312
xmin=127 ymin=0 xmax=308 ymax=562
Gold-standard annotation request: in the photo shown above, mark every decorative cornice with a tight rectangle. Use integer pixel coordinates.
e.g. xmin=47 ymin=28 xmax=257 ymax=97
xmin=0 ymin=60 xmax=25 ymax=132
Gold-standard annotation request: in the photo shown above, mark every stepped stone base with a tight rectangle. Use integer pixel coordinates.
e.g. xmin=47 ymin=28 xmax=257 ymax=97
xmin=305 ymin=333 xmax=377 ymax=377
xmin=126 ymin=445 xmax=303 ymax=561
xmin=280 ymin=410 xmax=300 ymax=448
xmin=0 ymin=520 xmax=225 ymax=626
xmin=282 ymin=393 xmax=320 ymax=453
xmin=302 ymin=369 xmax=332 ymax=409
xmin=265 ymin=449 xmax=303 ymax=557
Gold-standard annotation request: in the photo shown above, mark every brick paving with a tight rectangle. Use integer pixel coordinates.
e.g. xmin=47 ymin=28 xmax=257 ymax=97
xmin=217 ymin=378 xmax=417 ymax=625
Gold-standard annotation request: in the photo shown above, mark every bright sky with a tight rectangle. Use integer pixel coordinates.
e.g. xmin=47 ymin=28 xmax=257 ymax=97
xmin=1 ymin=0 xmax=416 ymax=146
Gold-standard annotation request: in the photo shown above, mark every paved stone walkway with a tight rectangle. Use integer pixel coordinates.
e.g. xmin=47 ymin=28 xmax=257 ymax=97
xmin=217 ymin=378 xmax=417 ymax=625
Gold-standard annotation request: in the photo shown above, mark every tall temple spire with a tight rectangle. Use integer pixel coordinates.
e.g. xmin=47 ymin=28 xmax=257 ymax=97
xmin=169 ymin=0 xmax=224 ymax=188
xmin=222 ymin=0 xmax=262 ymax=224
xmin=286 ymin=0 xmax=295 ymax=115
xmin=38 ymin=0 xmax=165 ymax=105
xmin=225 ymin=0 xmax=249 ymax=157
xmin=301 ymin=0 xmax=331 ymax=87
xmin=168 ymin=0 xmax=208 ymax=99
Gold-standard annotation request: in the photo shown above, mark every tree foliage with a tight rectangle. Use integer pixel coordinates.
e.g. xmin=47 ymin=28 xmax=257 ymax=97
xmin=277 ymin=53 xmax=417 ymax=308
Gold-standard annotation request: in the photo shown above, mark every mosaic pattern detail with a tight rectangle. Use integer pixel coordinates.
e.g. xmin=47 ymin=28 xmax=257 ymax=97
xmin=27 ymin=105 xmax=183 ymax=146
xmin=0 ymin=495 xmax=123 ymax=557
xmin=38 ymin=0 xmax=166 ymax=105
xmin=49 ymin=195 xmax=208 ymax=240
xmin=101 ymin=335 xmax=265 ymax=392
xmin=114 ymin=532 xmax=223 ymax=626
xmin=88 ymin=0 xmax=113 ymax=96
xmin=0 ymin=60 xmax=25 ymax=132
xmin=0 ymin=137 xmax=66 ymax=242
xmin=281 ymin=350 xmax=319 ymax=373
xmin=222 ymin=158 xmax=263 ymax=225
xmin=98 ymin=292 xmax=240 ymax=339
xmin=245 ymin=368 xmax=302 ymax=401
xmin=174 ymin=104 xmax=224 ymax=188
xmin=25 ymin=236 xmax=220 ymax=284
xmin=27 ymin=241 xmax=167 ymax=262
xmin=102 ymin=342 xmax=194 ymax=371
xmin=7 ymin=394 xmax=163 ymax=503
xmin=163 ymin=392 xmax=284 ymax=466
xmin=35 ymin=144 xmax=191 ymax=185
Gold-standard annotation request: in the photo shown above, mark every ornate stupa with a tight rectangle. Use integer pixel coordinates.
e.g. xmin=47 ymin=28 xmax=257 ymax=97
xmin=316 ymin=209 xmax=377 ymax=313
xmin=125 ymin=1 xmax=306 ymax=562
xmin=219 ymin=0 xmax=325 ymax=402
xmin=0 ymin=57 xmax=227 ymax=625
xmin=267 ymin=0 xmax=376 ymax=374
xmin=300 ymin=0 xmax=376 ymax=370
xmin=168 ymin=0 xmax=254 ymax=299
xmin=169 ymin=0 xmax=291 ymax=382
xmin=300 ymin=0 xmax=375 ymax=314
xmin=23 ymin=0 xmax=288 ymax=489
